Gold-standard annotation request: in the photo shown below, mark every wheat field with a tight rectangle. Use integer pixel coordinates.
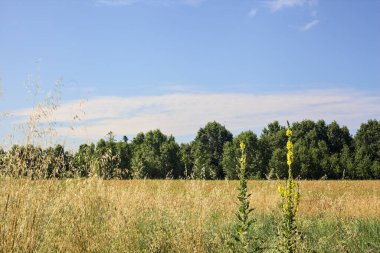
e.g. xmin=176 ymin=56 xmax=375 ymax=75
xmin=0 ymin=179 xmax=379 ymax=252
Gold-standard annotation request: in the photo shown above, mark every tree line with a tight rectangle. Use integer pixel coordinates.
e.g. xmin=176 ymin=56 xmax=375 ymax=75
xmin=0 ymin=119 xmax=379 ymax=179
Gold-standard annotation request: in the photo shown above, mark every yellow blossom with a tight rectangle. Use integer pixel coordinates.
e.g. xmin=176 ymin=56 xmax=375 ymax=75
xmin=287 ymin=140 xmax=293 ymax=151
xmin=287 ymin=151 xmax=293 ymax=166
xmin=279 ymin=123 xmax=300 ymax=251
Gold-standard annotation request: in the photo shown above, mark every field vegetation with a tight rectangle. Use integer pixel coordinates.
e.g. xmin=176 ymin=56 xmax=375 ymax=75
xmin=0 ymin=179 xmax=379 ymax=252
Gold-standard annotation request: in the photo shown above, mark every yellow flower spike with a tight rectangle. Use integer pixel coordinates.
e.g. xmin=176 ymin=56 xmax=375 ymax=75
xmin=287 ymin=151 xmax=293 ymax=166
xmin=286 ymin=140 xmax=293 ymax=151
xmin=279 ymin=123 xmax=300 ymax=252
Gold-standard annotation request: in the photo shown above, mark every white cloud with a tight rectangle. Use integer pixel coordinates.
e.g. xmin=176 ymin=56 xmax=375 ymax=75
xmin=265 ymin=0 xmax=317 ymax=12
xmin=12 ymin=89 xmax=380 ymax=142
xmin=301 ymin=19 xmax=319 ymax=31
xmin=248 ymin=8 xmax=258 ymax=17
xmin=96 ymin=0 xmax=205 ymax=7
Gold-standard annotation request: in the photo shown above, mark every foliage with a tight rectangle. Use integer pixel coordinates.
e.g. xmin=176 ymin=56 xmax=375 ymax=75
xmin=0 ymin=119 xmax=379 ymax=180
xmin=130 ymin=130 xmax=181 ymax=179
xmin=191 ymin=121 xmax=233 ymax=179
xmin=353 ymin=120 xmax=380 ymax=179
xmin=222 ymin=131 xmax=263 ymax=179
xmin=259 ymin=121 xmax=287 ymax=179
xmin=179 ymin=143 xmax=193 ymax=178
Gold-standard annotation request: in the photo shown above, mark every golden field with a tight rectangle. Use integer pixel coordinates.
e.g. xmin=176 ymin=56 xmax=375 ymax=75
xmin=0 ymin=179 xmax=379 ymax=252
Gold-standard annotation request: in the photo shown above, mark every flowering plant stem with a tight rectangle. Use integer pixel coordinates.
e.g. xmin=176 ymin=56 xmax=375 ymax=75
xmin=277 ymin=122 xmax=300 ymax=253
xmin=234 ymin=142 xmax=255 ymax=252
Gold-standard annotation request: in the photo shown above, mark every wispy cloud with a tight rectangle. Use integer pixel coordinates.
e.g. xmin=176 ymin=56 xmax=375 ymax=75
xmin=262 ymin=0 xmax=320 ymax=32
xmin=96 ymin=0 xmax=205 ymax=7
xmin=301 ymin=19 xmax=319 ymax=31
xmin=248 ymin=8 xmax=258 ymax=17
xmin=12 ymin=89 xmax=380 ymax=142
xmin=265 ymin=0 xmax=318 ymax=12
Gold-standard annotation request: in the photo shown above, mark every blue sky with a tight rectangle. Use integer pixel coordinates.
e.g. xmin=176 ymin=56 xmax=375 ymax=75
xmin=0 ymin=0 xmax=379 ymax=148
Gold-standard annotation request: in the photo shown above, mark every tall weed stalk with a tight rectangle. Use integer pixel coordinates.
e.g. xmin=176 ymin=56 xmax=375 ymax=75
xmin=277 ymin=122 xmax=300 ymax=253
xmin=234 ymin=142 xmax=257 ymax=252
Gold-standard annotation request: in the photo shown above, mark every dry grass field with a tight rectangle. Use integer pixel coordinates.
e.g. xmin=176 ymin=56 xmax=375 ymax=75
xmin=1 ymin=179 xmax=379 ymax=252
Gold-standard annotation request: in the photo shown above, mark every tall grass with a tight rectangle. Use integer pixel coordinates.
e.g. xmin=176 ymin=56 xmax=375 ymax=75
xmin=0 ymin=179 xmax=379 ymax=253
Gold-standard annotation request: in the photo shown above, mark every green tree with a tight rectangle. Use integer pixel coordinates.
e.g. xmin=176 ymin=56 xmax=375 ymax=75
xmin=92 ymin=132 xmax=130 ymax=179
xmin=339 ymin=144 xmax=353 ymax=179
xmin=131 ymin=130 xmax=181 ymax=178
xmin=94 ymin=137 xmax=118 ymax=179
xmin=115 ymin=137 xmax=132 ymax=178
xmin=222 ymin=141 xmax=237 ymax=179
xmin=326 ymin=121 xmax=354 ymax=179
xmin=3 ymin=144 xmax=47 ymax=179
xmin=291 ymin=120 xmax=327 ymax=179
xmin=259 ymin=121 xmax=287 ymax=178
xmin=179 ymin=143 xmax=194 ymax=178
xmin=44 ymin=144 xmax=73 ymax=178
xmin=73 ymin=143 xmax=96 ymax=177
xmin=191 ymin=121 xmax=233 ymax=179
xmin=353 ymin=120 xmax=380 ymax=179
xmin=327 ymin=121 xmax=352 ymax=153
xmin=288 ymin=120 xmax=352 ymax=179
xmin=269 ymin=148 xmax=287 ymax=179
xmin=222 ymin=131 xmax=263 ymax=179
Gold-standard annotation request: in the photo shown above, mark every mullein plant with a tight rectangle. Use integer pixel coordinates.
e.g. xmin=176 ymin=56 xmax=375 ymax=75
xmin=277 ymin=122 xmax=300 ymax=253
xmin=233 ymin=142 xmax=256 ymax=252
